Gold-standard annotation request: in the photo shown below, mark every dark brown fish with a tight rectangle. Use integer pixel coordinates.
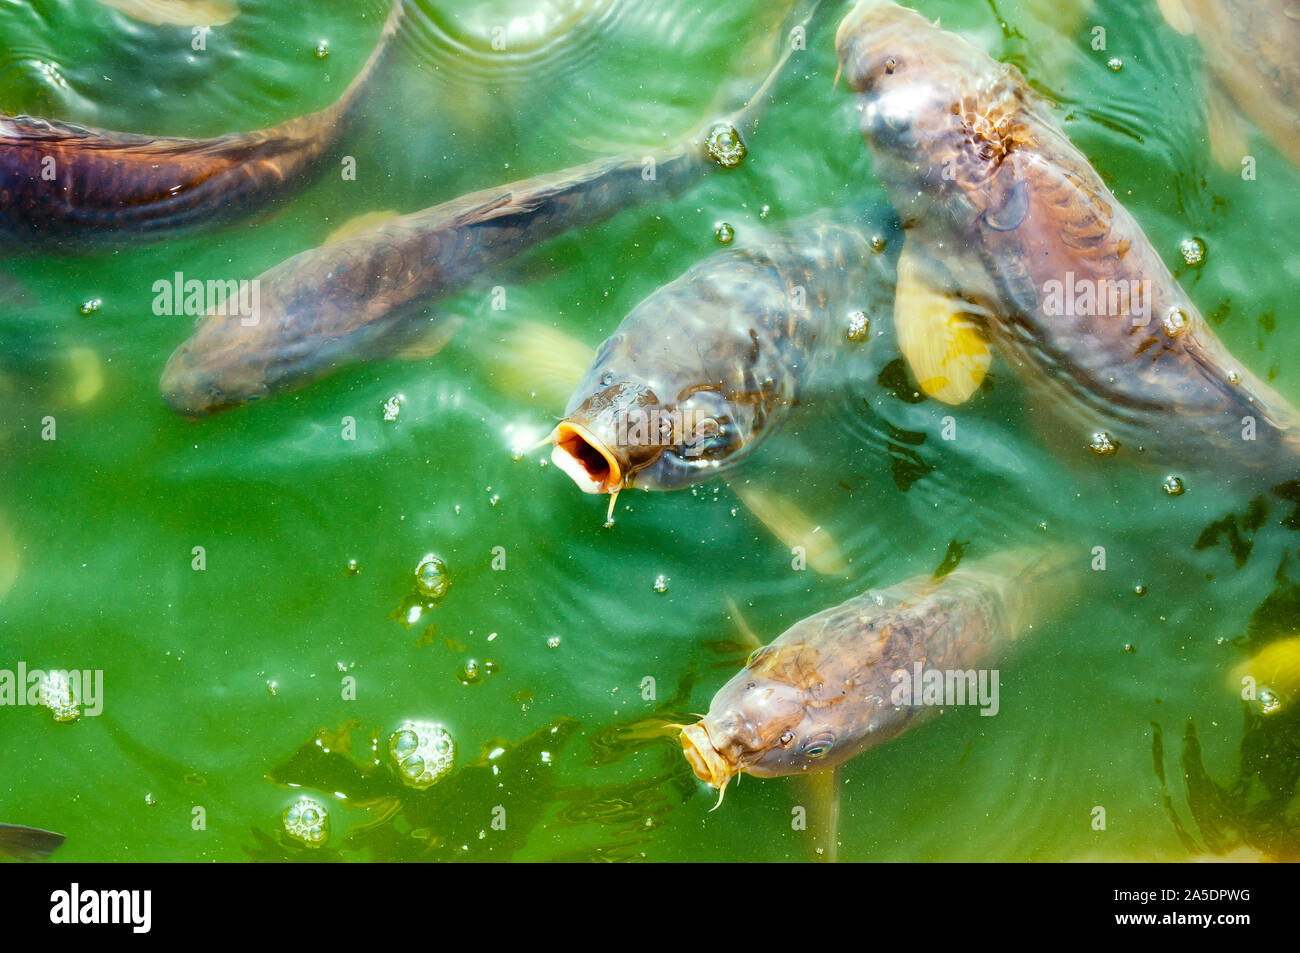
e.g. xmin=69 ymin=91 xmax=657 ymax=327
xmin=159 ymin=0 xmax=825 ymax=416
xmin=0 ymin=0 xmax=404 ymax=248
xmin=0 ymin=823 xmax=65 ymax=861
xmin=836 ymin=0 xmax=1300 ymax=483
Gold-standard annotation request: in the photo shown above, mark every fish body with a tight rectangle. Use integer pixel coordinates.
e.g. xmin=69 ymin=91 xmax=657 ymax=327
xmin=836 ymin=0 xmax=1300 ymax=481
xmin=0 ymin=1 xmax=404 ymax=248
xmin=0 ymin=823 xmax=65 ymax=861
xmin=681 ymin=549 xmax=1066 ymax=789
xmin=551 ymin=209 xmax=901 ymax=493
xmin=160 ymin=142 xmax=713 ymax=415
xmin=159 ymin=0 xmax=826 ymax=416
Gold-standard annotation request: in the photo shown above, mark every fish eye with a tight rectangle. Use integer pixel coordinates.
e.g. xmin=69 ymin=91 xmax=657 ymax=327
xmin=799 ymin=730 xmax=835 ymax=760
xmin=779 ymin=729 xmax=794 ymax=747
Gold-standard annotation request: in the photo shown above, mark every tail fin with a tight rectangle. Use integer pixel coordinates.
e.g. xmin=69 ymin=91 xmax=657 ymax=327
xmin=0 ymin=824 xmax=66 ymax=861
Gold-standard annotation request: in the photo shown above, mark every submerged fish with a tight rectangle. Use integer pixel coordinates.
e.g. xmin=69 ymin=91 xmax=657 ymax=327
xmin=549 ymin=209 xmax=901 ymax=496
xmin=0 ymin=823 xmax=65 ymax=861
xmin=679 ymin=549 xmax=1068 ymax=802
xmin=1156 ymin=0 xmax=1300 ymax=170
xmin=159 ymin=0 xmax=825 ymax=416
xmin=836 ymin=0 xmax=1300 ymax=481
xmin=0 ymin=0 xmax=404 ymax=247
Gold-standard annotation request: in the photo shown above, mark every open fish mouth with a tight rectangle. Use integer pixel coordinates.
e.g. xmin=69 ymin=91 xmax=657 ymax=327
xmin=549 ymin=421 xmax=623 ymax=494
xmin=680 ymin=722 xmax=735 ymax=790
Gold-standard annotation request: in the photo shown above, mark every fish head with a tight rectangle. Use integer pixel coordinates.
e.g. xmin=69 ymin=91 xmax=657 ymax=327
xmin=836 ymin=0 xmax=1005 ymax=168
xmin=550 ymin=331 xmax=758 ymax=494
xmin=160 ymin=335 xmax=268 ymax=417
xmin=682 ymin=649 xmax=840 ymax=794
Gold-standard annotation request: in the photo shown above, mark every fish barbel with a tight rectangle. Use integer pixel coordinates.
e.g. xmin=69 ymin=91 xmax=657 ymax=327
xmin=0 ymin=0 xmax=404 ymax=248
xmin=836 ymin=0 xmax=1300 ymax=482
xmin=550 ymin=208 xmax=901 ymax=494
xmin=680 ymin=548 xmax=1070 ymax=796
xmin=160 ymin=0 xmax=826 ymax=416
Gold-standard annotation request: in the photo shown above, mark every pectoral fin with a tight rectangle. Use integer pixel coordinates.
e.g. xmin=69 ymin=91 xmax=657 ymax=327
xmin=1154 ymin=0 xmax=1195 ymax=35
xmin=490 ymin=319 xmax=596 ymax=408
xmin=64 ymin=347 xmax=104 ymax=406
xmin=894 ymin=241 xmax=992 ymax=405
xmin=395 ymin=314 xmax=465 ymax=361
xmin=730 ymin=481 xmax=849 ymax=576
xmin=797 ymin=766 xmax=841 ymax=863
xmin=96 ymin=0 xmax=237 ymax=26
xmin=1205 ymin=81 xmax=1249 ymax=172
xmin=324 ymin=210 xmax=401 ymax=245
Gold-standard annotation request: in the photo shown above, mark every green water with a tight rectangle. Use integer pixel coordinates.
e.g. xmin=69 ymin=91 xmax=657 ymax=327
xmin=1 ymin=0 xmax=1298 ymax=861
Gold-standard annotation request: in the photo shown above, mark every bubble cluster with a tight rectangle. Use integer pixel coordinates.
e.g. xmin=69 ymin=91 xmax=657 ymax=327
xmin=79 ymin=298 xmax=102 ymax=315
xmin=652 ymin=574 xmax=669 ymax=594
xmin=1088 ymin=432 xmax=1118 ymax=456
xmin=282 ymin=797 xmax=329 ymax=847
xmin=1162 ymin=308 xmax=1189 ymax=337
xmin=314 ymin=40 xmax=329 ymax=59
xmin=846 ymin=311 xmax=870 ymax=342
xmin=1178 ymin=237 xmax=1206 ymax=268
xmin=388 ymin=720 xmax=456 ymax=790
xmin=39 ymin=671 xmax=80 ymax=723
xmin=704 ymin=123 xmax=746 ymax=169
xmin=382 ymin=394 xmax=404 ymax=422
xmin=1106 ymin=57 xmax=1123 ymax=71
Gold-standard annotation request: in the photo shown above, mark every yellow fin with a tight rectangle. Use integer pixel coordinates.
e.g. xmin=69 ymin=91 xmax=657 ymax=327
xmin=1206 ymin=81 xmax=1249 ymax=172
xmin=894 ymin=241 xmax=991 ymax=405
xmin=323 ymin=210 xmax=401 ymax=246
xmin=64 ymin=347 xmax=103 ymax=406
xmin=797 ymin=766 xmax=841 ymax=863
xmin=1155 ymin=0 xmax=1195 ymax=35
xmin=490 ymin=319 xmax=595 ymax=408
xmin=0 ymin=510 xmax=18 ymax=605
xmin=396 ymin=314 xmax=464 ymax=361
xmin=1230 ymin=636 xmax=1300 ymax=714
xmin=730 ymin=481 xmax=849 ymax=576
xmin=723 ymin=596 xmax=764 ymax=651
xmin=96 ymin=0 xmax=238 ymax=26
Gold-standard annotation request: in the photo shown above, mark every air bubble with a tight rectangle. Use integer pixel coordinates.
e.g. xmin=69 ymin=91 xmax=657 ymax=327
xmin=652 ymin=574 xmax=669 ymax=594
xmin=1258 ymin=687 xmax=1282 ymax=715
xmin=1178 ymin=237 xmax=1206 ymax=267
xmin=1162 ymin=475 xmax=1185 ymax=496
xmin=1088 ymin=432 xmax=1118 ymax=456
xmin=715 ymin=222 xmax=735 ymax=245
xmin=414 ymin=553 xmax=451 ymax=600
xmin=1162 ymin=308 xmax=1189 ymax=337
xmin=38 ymin=671 xmax=80 ymax=723
xmin=387 ymin=720 xmax=455 ymax=790
xmin=846 ymin=311 xmax=870 ymax=342
xmin=283 ymin=796 xmax=330 ymax=847
xmin=315 ymin=41 xmax=329 ymax=59
xmin=1106 ymin=57 xmax=1123 ymax=71
xmin=704 ymin=123 xmax=746 ymax=169
xmin=382 ymin=394 xmax=404 ymax=421
xmin=79 ymin=298 xmax=102 ymax=315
